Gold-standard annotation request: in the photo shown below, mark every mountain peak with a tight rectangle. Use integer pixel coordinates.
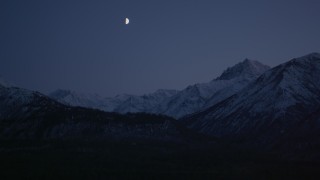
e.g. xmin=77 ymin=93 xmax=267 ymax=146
xmin=216 ymin=59 xmax=270 ymax=80
xmin=293 ymin=52 xmax=320 ymax=63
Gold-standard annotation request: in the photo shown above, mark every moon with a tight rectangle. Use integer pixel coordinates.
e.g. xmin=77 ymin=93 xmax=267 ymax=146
xmin=125 ymin=18 xmax=129 ymax=25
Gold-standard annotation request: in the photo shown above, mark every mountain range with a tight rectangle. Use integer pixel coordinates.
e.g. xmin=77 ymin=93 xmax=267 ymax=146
xmin=0 ymin=83 xmax=190 ymax=141
xmin=1 ymin=52 xmax=320 ymax=153
xmin=49 ymin=59 xmax=270 ymax=118
xmin=183 ymin=52 xmax=320 ymax=149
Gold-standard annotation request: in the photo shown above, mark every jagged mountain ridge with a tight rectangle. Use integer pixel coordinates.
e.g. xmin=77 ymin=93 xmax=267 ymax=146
xmin=0 ymin=84 xmax=62 ymax=120
xmin=49 ymin=89 xmax=179 ymax=113
xmin=216 ymin=59 xmax=270 ymax=80
xmin=49 ymin=89 xmax=105 ymax=109
xmin=114 ymin=89 xmax=179 ymax=113
xmin=154 ymin=59 xmax=270 ymax=118
xmin=183 ymin=53 xmax=320 ymax=147
xmin=50 ymin=59 xmax=270 ymax=118
xmin=2 ymin=52 xmax=320 ymax=154
xmin=0 ymin=84 xmax=186 ymax=141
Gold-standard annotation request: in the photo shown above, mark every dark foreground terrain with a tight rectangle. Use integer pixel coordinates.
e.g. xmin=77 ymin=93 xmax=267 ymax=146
xmin=1 ymin=140 xmax=320 ymax=180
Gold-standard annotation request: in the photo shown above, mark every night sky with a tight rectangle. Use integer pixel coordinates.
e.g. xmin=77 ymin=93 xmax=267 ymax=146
xmin=1 ymin=0 xmax=320 ymax=96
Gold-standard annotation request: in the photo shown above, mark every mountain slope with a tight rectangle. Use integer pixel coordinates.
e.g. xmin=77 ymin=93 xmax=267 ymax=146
xmin=49 ymin=89 xmax=112 ymax=109
xmin=114 ymin=89 xmax=179 ymax=113
xmin=155 ymin=59 xmax=270 ymax=118
xmin=0 ymin=85 xmax=62 ymax=120
xmin=183 ymin=53 xmax=320 ymax=147
xmin=0 ymin=85 xmax=186 ymax=141
xmin=48 ymin=60 xmax=269 ymax=118
xmin=49 ymin=89 xmax=179 ymax=114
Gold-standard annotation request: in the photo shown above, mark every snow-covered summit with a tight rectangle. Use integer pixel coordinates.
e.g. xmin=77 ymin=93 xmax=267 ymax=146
xmin=49 ymin=58 xmax=270 ymax=118
xmin=155 ymin=59 xmax=270 ymax=118
xmin=216 ymin=59 xmax=270 ymax=80
xmin=184 ymin=52 xmax=320 ymax=144
xmin=0 ymin=85 xmax=61 ymax=120
xmin=255 ymin=52 xmax=320 ymax=92
xmin=294 ymin=52 xmax=320 ymax=60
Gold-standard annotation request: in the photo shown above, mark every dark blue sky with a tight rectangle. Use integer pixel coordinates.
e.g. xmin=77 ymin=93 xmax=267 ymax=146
xmin=1 ymin=0 xmax=320 ymax=96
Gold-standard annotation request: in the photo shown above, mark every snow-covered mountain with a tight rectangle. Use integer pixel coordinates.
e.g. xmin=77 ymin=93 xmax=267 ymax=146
xmin=0 ymin=84 xmax=61 ymax=120
xmin=49 ymin=89 xmax=179 ymax=114
xmin=2 ymin=52 xmax=320 ymax=154
xmin=49 ymin=60 xmax=269 ymax=118
xmin=114 ymin=89 xmax=179 ymax=113
xmin=216 ymin=59 xmax=271 ymax=80
xmin=99 ymin=94 xmax=133 ymax=111
xmin=154 ymin=59 xmax=270 ymax=118
xmin=49 ymin=89 xmax=108 ymax=109
xmin=183 ymin=53 xmax=320 ymax=147
xmin=0 ymin=83 xmax=186 ymax=141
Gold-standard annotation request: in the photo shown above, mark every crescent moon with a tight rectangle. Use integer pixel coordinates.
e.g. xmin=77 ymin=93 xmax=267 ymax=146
xmin=125 ymin=18 xmax=129 ymax=25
